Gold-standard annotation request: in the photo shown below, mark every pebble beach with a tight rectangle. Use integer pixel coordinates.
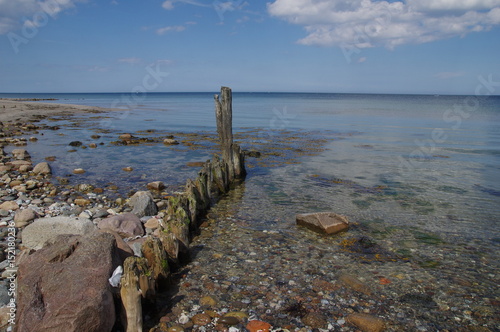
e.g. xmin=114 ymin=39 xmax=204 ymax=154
xmin=0 ymin=97 xmax=498 ymax=332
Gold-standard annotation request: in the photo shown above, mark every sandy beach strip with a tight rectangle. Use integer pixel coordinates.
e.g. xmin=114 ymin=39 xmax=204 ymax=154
xmin=0 ymin=98 xmax=118 ymax=123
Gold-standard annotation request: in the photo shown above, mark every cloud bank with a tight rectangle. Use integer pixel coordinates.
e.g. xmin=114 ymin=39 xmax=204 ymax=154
xmin=0 ymin=0 xmax=84 ymax=34
xmin=267 ymin=0 xmax=500 ymax=49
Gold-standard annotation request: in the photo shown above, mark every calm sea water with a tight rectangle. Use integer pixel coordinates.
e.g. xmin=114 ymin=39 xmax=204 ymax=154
xmin=2 ymin=92 xmax=500 ymax=245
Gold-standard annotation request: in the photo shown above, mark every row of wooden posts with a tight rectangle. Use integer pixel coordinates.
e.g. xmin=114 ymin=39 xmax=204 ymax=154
xmin=120 ymin=87 xmax=246 ymax=331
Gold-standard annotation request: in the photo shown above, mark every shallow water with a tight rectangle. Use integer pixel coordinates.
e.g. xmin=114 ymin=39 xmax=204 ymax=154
xmin=4 ymin=92 xmax=499 ymax=329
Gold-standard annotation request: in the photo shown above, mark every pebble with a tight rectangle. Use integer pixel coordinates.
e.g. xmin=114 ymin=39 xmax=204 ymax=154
xmin=0 ymin=201 xmax=19 ymax=211
xmin=199 ymin=295 xmax=217 ymax=307
xmin=347 ymin=313 xmax=386 ymax=332
xmin=218 ymin=316 xmax=240 ymax=326
xmin=73 ymin=168 xmax=85 ymax=174
xmin=246 ymin=320 xmax=272 ymax=332
xmin=191 ymin=313 xmax=212 ymax=326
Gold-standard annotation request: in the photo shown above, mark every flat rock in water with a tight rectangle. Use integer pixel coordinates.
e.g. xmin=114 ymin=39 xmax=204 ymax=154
xmin=22 ymin=216 xmax=97 ymax=250
xmin=296 ymin=212 xmax=349 ymax=235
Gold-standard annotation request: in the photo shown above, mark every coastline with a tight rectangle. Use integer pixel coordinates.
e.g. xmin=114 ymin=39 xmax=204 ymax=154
xmin=0 ymin=98 xmax=118 ymax=123
xmin=1 ymin=94 xmax=498 ymax=331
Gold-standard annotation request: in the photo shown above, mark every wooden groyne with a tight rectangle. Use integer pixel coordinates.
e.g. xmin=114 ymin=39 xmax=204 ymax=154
xmin=120 ymin=86 xmax=246 ymax=331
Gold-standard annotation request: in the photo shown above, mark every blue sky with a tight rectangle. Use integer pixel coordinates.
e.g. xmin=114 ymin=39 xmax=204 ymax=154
xmin=0 ymin=0 xmax=499 ymax=94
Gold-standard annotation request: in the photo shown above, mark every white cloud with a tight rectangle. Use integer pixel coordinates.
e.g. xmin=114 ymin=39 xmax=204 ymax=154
xmin=267 ymin=0 xmax=500 ymax=49
xmin=0 ymin=0 xmax=84 ymax=34
xmin=156 ymin=25 xmax=186 ymax=35
xmin=161 ymin=0 xmax=210 ymax=11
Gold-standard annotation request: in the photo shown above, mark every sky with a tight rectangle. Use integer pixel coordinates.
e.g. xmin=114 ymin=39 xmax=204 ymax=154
xmin=0 ymin=0 xmax=499 ymax=95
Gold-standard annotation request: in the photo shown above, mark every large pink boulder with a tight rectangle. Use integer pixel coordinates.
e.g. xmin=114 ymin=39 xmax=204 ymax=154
xmin=16 ymin=232 xmax=120 ymax=332
xmin=98 ymin=212 xmax=144 ymax=238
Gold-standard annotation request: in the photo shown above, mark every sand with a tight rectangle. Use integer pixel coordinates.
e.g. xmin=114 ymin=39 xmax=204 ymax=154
xmin=0 ymin=98 xmax=117 ymax=123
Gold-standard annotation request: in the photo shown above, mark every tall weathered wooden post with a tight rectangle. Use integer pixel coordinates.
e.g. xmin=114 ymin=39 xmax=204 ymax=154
xmin=214 ymin=86 xmax=246 ymax=181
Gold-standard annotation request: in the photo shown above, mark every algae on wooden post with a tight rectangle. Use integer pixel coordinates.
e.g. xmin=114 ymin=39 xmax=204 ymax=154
xmin=214 ymin=86 xmax=246 ymax=181
xmin=141 ymin=236 xmax=170 ymax=290
xmin=120 ymin=256 xmax=155 ymax=332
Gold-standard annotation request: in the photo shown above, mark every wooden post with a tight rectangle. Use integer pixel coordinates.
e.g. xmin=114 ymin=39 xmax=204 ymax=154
xmin=214 ymin=86 xmax=246 ymax=180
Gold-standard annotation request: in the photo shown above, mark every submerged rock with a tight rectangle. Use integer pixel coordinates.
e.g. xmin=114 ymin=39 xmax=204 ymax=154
xmin=296 ymin=212 xmax=349 ymax=235
xmin=347 ymin=313 xmax=386 ymax=332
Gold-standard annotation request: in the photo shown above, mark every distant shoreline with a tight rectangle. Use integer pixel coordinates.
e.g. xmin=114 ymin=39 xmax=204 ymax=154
xmin=0 ymin=98 xmax=118 ymax=123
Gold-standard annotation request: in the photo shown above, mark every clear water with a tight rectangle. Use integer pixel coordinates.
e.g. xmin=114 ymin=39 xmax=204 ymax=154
xmin=2 ymin=92 xmax=499 ymax=244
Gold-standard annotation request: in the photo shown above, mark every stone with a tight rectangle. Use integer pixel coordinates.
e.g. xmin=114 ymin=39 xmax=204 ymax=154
xmin=69 ymin=141 xmax=83 ymax=147
xmin=16 ymin=232 xmax=119 ymax=332
xmin=98 ymin=213 xmax=144 ymax=238
xmin=302 ymin=312 xmax=327 ymax=329
xmin=7 ymin=160 xmax=32 ymax=170
xmin=74 ymin=198 xmax=91 ymax=207
xmin=0 ymin=201 xmax=19 ymax=211
xmin=12 ymin=148 xmax=30 ymax=160
xmin=144 ymin=218 xmax=159 ymax=230
xmin=192 ymin=313 xmax=212 ymax=326
xmin=89 ymin=143 xmax=97 ymax=148
xmin=147 ymin=181 xmax=165 ymax=191
xmin=128 ymin=191 xmax=158 ymax=218
xmin=186 ymin=162 xmax=205 ymax=167
xmin=14 ymin=208 xmax=37 ymax=226
xmin=222 ymin=311 xmax=249 ymax=322
xmin=22 ymin=216 xmax=97 ymax=250
xmin=119 ymin=133 xmax=133 ymax=140
xmin=19 ymin=164 xmax=32 ymax=172
xmin=122 ymin=167 xmax=134 ymax=172
xmin=163 ymin=138 xmax=179 ymax=145
xmin=199 ymin=295 xmax=217 ymax=307
xmin=296 ymin=212 xmax=349 ymax=235
xmin=99 ymin=229 xmax=134 ymax=263
xmin=33 ymin=162 xmax=52 ymax=175
xmin=218 ymin=316 xmax=239 ymax=326
xmin=347 ymin=313 xmax=386 ymax=332
xmin=73 ymin=168 xmax=85 ymax=174
xmin=339 ymin=274 xmax=372 ymax=296
xmin=246 ymin=320 xmax=272 ymax=332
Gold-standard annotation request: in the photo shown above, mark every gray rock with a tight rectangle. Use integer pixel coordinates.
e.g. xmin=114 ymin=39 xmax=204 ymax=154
xmin=0 ymin=281 xmax=9 ymax=306
xmin=22 ymin=216 xmax=97 ymax=250
xmin=128 ymin=191 xmax=157 ymax=218
xmin=12 ymin=148 xmax=30 ymax=160
xmin=14 ymin=208 xmax=38 ymax=227
xmin=16 ymin=232 xmax=119 ymax=332
xmin=97 ymin=213 xmax=144 ymax=238
xmin=33 ymin=162 xmax=52 ymax=175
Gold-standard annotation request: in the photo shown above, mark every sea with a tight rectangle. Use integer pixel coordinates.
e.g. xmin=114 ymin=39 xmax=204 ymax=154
xmin=2 ymin=91 xmax=500 ymax=250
